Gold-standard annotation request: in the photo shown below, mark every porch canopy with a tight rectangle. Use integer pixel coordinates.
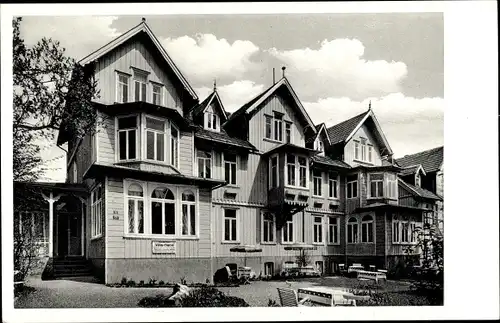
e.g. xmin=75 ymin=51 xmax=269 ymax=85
xmin=229 ymin=244 xmax=263 ymax=267
xmin=284 ymin=243 xmax=318 ymax=268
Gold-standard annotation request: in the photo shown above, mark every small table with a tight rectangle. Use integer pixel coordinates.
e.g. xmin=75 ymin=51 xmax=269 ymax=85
xmin=297 ymin=286 xmax=356 ymax=306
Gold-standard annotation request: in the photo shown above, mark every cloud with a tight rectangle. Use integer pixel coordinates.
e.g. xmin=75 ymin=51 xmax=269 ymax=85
xmin=303 ymin=93 xmax=444 ymax=157
xmin=195 ymin=80 xmax=265 ymax=112
xmin=19 ymin=16 xmax=120 ymax=61
xmin=268 ymin=38 xmax=408 ymax=100
xmin=162 ymin=34 xmax=261 ymax=86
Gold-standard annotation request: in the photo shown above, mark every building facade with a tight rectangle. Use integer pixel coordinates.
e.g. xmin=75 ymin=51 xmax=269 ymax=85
xmin=14 ymin=19 xmax=442 ymax=284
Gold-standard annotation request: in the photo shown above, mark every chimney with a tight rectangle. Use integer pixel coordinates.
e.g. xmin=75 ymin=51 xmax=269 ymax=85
xmin=272 ymin=68 xmax=276 ymax=85
xmin=281 ymin=66 xmax=286 ymax=78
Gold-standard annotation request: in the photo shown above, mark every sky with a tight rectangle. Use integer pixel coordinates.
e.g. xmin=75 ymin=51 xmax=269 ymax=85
xmin=19 ymin=13 xmax=444 ymax=182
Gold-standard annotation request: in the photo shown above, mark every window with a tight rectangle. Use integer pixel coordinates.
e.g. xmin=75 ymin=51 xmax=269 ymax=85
xmin=151 ymin=187 xmax=175 ymax=235
xmin=223 ymin=209 xmax=238 ymax=242
xmin=134 ymin=72 xmax=147 ymax=102
xmin=361 ymin=215 xmax=374 ymax=243
xmin=298 ymin=157 xmax=308 ymax=188
xmin=328 ymin=172 xmax=339 ymax=199
xmin=264 ymin=262 xmax=274 ymax=277
xmin=346 ymin=174 xmax=358 ymax=198
xmin=392 ymin=216 xmax=417 ymax=244
xmin=145 ymin=116 xmax=167 ymax=162
xmin=392 ymin=215 xmax=400 ymax=243
xmin=170 ymin=125 xmax=179 ymax=168
xmin=205 ymin=112 xmax=219 ymax=131
xmin=347 ymin=217 xmax=358 ymax=243
xmin=387 ymin=174 xmax=398 ymax=198
xmin=181 ymin=190 xmax=196 ymax=236
xmin=127 ymin=183 xmax=144 ymax=234
xmin=269 ymin=154 xmax=279 ymax=188
xmin=117 ymin=73 xmax=129 ymax=103
xmin=224 ymin=153 xmax=237 ymax=185
xmin=313 ymin=216 xmax=323 ymax=244
xmin=117 ymin=116 xmax=137 ymax=161
xmin=152 ymin=83 xmax=162 ymax=105
xmin=313 ymin=170 xmax=323 ymax=196
xmin=91 ymin=185 xmax=103 ymax=238
xmin=265 ymin=116 xmax=272 ymax=139
xmin=197 ymin=150 xmax=211 ymax=178
xmin=360 ymin=138 xmax=367 ymax=161
xmin=315 ymin=138 xmax=324 ymax=155
xmin=354 ymin=141 xmax=360 ymax=160
xmin=262 ymin=212 xmax=275 ymax=243
xmin=410 ymin=222 xmax=418 ymax=243
xmin=286 ymin=154 xmax=296 ymax=186
xmin=282 ymin=219 xmax=294 ymax=243
xmin=72 ymin=161 xmax=78 ymax=183
xmin=354 ymin=138 xmax=372 ymax=163
xmin=369 ymin=173 xmax=384 ymax=198
xmin=368 ymin=145 xmax=373 ymax=163
xmin=285 ymin=122 xmax=292 ymax=143
xmin=274 ymin=114 xmax=283 ymax=141
xmin=401 ymin=221 xmax=410 ymax=243
xmin=328 ymin=217 xmax=339 ymax=244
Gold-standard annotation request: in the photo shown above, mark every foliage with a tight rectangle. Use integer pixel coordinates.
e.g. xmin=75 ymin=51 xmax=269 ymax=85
xmin=148 ymin=277 xmax=157 ymax=286
xmin=158 ymin=280 xmax=165 ymax=286
xmin=126 ymin=279 xmax=136 ymax=287
xmin=267 ymin=299 xmax=281 ymax=307
xmin=12 ymin=17 xmax=99 ymax=182
xmin=14 ymin=284 xmax=36 ymax=298
xmin=14 ymin=212 xmax=45 ymax=281
xmin=121 ymin=277 xmax=128 ymax=285
xmin=295 ymin=250 xmax=311 ymax=268
xmin=138 ymin=287 xmax=249 ymax=308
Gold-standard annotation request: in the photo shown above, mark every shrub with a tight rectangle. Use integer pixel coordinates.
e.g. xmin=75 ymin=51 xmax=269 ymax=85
xmin=121 ymin=277 xmax=127 ymax=285
xmin=180 ymin=276 xmax=187 ymax=285
xmin=148 ymin=278 xmax=157 ymax=286
xmin=126 ymin=279 xmax=136 ymax=287
xmin=158 ymin=280 xmax=165 ymax=286
xmin=268 ymin=299 xmax=280 ymax=307
xmin=138 ymin=280 xmax=145 ymax=287
xmin=138 ymin=294 xmax=178 ymax=307
xmin=182 ymin=287 xmax=249 ymax=307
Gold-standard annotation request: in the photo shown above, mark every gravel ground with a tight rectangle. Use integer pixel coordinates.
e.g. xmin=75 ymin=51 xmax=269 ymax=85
xmin=15 ymin=276 xmax=412 ymax=308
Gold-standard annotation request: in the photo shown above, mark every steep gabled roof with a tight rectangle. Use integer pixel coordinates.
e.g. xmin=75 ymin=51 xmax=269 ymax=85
xmin=311 ymin=155 xmax=351 ymax=169
xmin=193 ymin=126 xmax=256 ymax=151
xmin=326 ymin=109 xmax=393 ymax=155
xmin=79 ymin=19 xmax=198 ymax=101
xmin=189 ymin=90 xmax=228 ymax=121
xmin=223 ymin=77 xmax=316 ymax=133
xmin=396 ymin=146 xmax=444 ymax=173
xmin=399 ymin=164 xmax=427 ymax=177
xmin=398 ymin=178 xmax=442 ymax=200
xmin=306 ymin=123 xmax=331 ymax=145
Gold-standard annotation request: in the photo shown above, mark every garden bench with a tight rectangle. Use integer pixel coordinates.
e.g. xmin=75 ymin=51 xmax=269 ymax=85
xmin=277 ymin=288 xmax=310 ymax=307
xmin=357 ymin=270 xmax=387 ymax=283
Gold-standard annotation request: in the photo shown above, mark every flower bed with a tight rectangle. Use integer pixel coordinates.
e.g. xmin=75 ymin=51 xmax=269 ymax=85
xmin=106 ymin=278 xmax=239 ymax=288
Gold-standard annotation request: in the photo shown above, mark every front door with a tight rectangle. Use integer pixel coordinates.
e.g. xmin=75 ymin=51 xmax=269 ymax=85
xmin=58 ymin=212 xmax=82 ymax=257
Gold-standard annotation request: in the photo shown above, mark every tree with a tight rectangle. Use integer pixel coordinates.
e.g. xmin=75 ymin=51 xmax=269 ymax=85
xmin=12 ymin=17 xmax=99 ymax=182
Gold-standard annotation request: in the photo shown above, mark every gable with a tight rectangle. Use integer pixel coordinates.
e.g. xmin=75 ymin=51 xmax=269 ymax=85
xmin=396 ymin=146 xmax=443 ymax=173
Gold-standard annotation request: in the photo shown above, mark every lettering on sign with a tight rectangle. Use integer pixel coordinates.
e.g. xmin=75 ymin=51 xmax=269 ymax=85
xmin=112 ymin=215 xmax=119 ymax=220
xmin=152 ymin=241 xmax=176 ymax=254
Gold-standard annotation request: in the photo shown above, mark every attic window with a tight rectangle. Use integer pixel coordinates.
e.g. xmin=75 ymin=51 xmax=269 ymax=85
xmin=205 ymin=112 xmax=219 ymax=132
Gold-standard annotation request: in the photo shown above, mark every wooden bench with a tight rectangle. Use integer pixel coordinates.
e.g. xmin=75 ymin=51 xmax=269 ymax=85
xmin=357 ymin=270 xmax=387 ymax=283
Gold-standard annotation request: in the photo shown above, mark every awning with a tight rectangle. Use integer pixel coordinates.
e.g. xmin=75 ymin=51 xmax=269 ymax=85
xmin=229 ymin=245 xmax=263 ymax=253
xmin=83 ymin=163 xmax=226 ymax=190
xmin=284 ymin=243 xmax=318 ymax=251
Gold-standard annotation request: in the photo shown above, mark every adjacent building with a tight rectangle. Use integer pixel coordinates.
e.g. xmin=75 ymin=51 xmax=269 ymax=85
xmin=14 ymin=19 xmax=443 ymax=284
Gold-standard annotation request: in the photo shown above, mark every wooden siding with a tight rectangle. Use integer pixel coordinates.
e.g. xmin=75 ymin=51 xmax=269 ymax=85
xmin=105 ymin=177 xmax=211 ymax=259
xmin=248 ymin=94 xmax=306 ymax=152
xmin=179 ymin=131 xmax=194 ymax=175
xmin=93 ymin=36 xmax=182 ymax=114
xmin=344 ymin=212 xmax=376 ymax=256
xmin=96 ymin=111 xmax=115 ymax=165
xmin=344 ymin=124 xmax=383 ymax=167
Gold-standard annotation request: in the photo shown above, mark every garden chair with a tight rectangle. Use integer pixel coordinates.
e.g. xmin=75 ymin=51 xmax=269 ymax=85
xmin=341 ymin=294 xmax=370 ymax=306
xmin=277 ymin=288 xmax=310 ymax=307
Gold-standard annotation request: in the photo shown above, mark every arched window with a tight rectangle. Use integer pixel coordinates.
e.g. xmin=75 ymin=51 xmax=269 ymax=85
xmin=347 ymin=217 xmax=358 ymax=243
xmin=151 ymin=187 xmax=175 ymax=235
xmin=127 ymin=183 xmax=144 ymax=234
xmin=361 ymin=215 xmax=374 ymax=243
xmin=181 ymin=190 xmax=196 ymax=236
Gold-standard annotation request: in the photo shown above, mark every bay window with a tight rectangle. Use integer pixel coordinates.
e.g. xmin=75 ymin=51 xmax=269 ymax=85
xmin=284 ymin=155 xmax=309 ymax=188
xmin=134 ymin=72 xmax=147 ymax=102
xmin=369 ymin=173 xmax=384 ymax=198
xmin=346 ymin=174 xmax=358 ymax=198
xmin=262 ymin=212 xmax=275 ymax=243
xmin=224 ymin=153 xmax=237 ymax=185
xmin=127 ymin=183 xmax=144 ymax=234
xmin=298 ymin=157 xmax=308 ymax=188
xmin=197 ymin=150 xmax=212 ymax=179
xmin=387 ymin=174 xmax=398 ymax=199
xmin=282 ymin=219 xmax=294 ymax=243
xmin=286 ymin=154 xmax=296 ymax=186
xmin=170 ymin=125 xmax=179 ymax=168
xmin=368 ymin=173 xmax=398 ymax=199
xmin=392 ymin=215 xmax=419 ymax=244
xmin=361 ymin=215 xmax=374 ymax=243
xmin=328 ymin=172 xmax=339 ymax=199
xmin=145 ymin=116 xmax=167 ymax=162
xmin=223 ymin=209 xmax=238 ymax=242
xmin=181 ymin=190 xmax=196 ymax=236
xmin=117 ymin=116 xmax=138 ymax=161
xmin=347 ymin=217 xmax=358 ymax=243
xmin=328 ymin=217 xmax=339 ymax=244
xmin=313 ymin=216 xmax=323 ymax=244
xmin=151 ymin=187 xmax=175 ymax=235
xmin=313 ymin=170 xmax=323 ymax=196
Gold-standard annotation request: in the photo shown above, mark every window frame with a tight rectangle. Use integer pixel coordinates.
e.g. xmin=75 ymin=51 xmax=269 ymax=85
xmin=282 ymin=218 xmax=294 ymax=244
xmin=116 ymin=71 xmax=130 ymax=104
xmin=328 ymin=172 xmax=339 ymax=199
xmin=368 ymin=173 xmax=385 ymax=198
xmin=170 ymin=123 xmax=180 ymax=169
xmin=116 ymin=114 xmax=139 ymax=162
xmin=285 ymin=121 xmax=292 ymax=143
xmin=133 ymin=70 xmax=148 ymax=102
xmin=284 ymin=154 xmax=309 ymax=189
xmin=222 ymin=208 xmax=239 ymax=243
xmin=361 ymin=215 xmax=375 ymax=243
xmin=125 ymin=182 xmax=145 ymax=235
xmin=151 ymin=82 xmax=163 ymax=106
xmin=313 ymin=215 xmax=323 ymax=245
xmin=181 ymin=190 xmax=197 ymax=237
xmin=90 ymin=184 xmax=103 ymax=239
xmin=261 ymin=211 xmax=276 ymax=244
xmin=312 ymin=170 xmax=323 ymax=197
xmin=204 ymin=111 xmax=220 ymax=132
xmin=346 ymin=174 xmax=359 ymax=199
xmin=196 ymin=148 xmax=213 ymax=179
xmin=264 ymin=112 xmax=290 ymax=143
xmin=346 ymin=217 xmax=359 ymax=244
xmin=269 ymin=153 xmax=279 ymax=189
xmin=144 ymin=114 xmax=168 ymax=163
xmin=223 ymin=152 xmax=238 ymax=186
xmin=327 ymin=216 xmax=340 ymax=245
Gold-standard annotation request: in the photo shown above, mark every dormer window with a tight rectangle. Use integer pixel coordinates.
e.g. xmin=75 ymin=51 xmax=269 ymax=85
xmin=314 ymin=138 xmax=324 ymax=155
xmin=205 ymin=112 xmax=219 ymax=132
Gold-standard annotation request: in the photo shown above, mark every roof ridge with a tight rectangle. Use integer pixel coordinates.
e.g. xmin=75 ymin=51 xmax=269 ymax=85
xmin=326 ymin=110 xmax=370 ymax=130
xmin=397 ymin=146 xmax=444 ymax=160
